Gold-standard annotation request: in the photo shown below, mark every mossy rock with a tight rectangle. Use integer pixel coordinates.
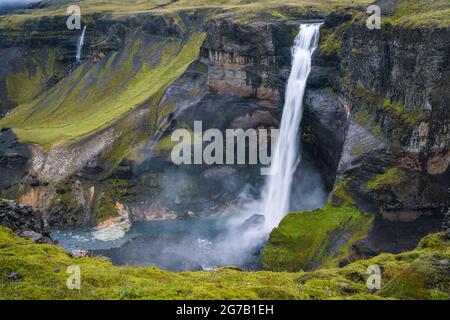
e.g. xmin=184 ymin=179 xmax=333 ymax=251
xmin=262 ymin=206 xmax=373 ymax=272
xmin=95 ymin=193 xmax=118 ymax=225
xmin=0 ymin=227 xmax=448 ymax=300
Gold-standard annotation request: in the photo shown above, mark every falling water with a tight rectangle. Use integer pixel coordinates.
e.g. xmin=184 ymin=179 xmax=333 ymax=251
xmin=76 ymin=25 xmax=86 ymax=63
xmin=261 ymin=23 xmax=322 ymax=232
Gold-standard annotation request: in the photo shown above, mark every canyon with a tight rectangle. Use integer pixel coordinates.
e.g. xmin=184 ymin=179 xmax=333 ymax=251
xmin=0 ymin=0 xmax=448 ymax=300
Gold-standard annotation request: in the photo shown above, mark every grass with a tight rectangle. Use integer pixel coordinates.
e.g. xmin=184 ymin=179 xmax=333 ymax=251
xmin=0 ymin=227 xmax=448 ymax=300
xmin=0 ymin=1 xmax=373 ymax=28
xmin=262 ymin=206 xmax=373 ymax=272
xmin=385 ymin=0 xmax=450 ymax=28
xmin=2 ymin=47 xmax=65 ymax=108
xmin=0 ymin=32 xmax=206 ymax=150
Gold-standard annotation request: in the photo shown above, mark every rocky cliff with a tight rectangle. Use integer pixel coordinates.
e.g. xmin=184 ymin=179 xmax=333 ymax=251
xmin=264 ymin=5 xmax=450 ymax=271
xmin=0 ymin=0 xmax=448 ymax=272
xmin=0 ymin=199 xmax=52 ymax=243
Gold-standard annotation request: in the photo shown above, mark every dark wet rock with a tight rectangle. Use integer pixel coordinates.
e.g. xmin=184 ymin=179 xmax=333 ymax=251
xmin=0 ymin=199 xmax=53 ymax=243
xmin=230 ymin=110 xmax=278 ymax=130
xmin=8 ymin=272 xmax=23 ymax=282
xmin=303 ymin=89 xmax=349 ymax=189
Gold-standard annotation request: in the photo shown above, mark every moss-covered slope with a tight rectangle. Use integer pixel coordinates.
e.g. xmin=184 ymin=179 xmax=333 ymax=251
xmin=262 ymin=206 xmax=373 ymax=272
xmin=0 ymin=227 xmax=448 ymax=300
xmin=0 ymin=1 xmax=372 ymax=28
xmin=0 ymin=31 xmax=205 ymax=150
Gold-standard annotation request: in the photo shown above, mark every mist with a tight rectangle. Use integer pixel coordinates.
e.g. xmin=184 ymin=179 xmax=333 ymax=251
xmin=53 ymin=155 xmax=327 ymax=271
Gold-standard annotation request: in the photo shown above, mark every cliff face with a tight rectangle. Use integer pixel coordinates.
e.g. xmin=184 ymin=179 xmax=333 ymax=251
xmin=0 ymin=199 xmax=52 ymax=244
xmin=334 ymin=21 xmax=449 ymax=252
xmin=0 ymin=10 xmax=313 ymax=227
xmin=263 ymin=10 xmax=450 ymax=270
xmin=202 ymin=19 xmax=301 ymax=105
xmin=0 ymin=3 xmax=448 ymax=264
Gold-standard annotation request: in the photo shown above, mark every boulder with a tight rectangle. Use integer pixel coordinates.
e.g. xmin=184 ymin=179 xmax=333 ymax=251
xmin=0 ymin=199 xmax=53 ymax=243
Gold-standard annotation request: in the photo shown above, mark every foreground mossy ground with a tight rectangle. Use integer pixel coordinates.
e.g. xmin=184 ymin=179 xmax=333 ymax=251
xmin=0 ymin=227 xmax=448 ymax=300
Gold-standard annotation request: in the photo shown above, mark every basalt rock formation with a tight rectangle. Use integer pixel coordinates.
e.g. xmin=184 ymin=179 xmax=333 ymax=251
xmin=264 ymin=7 xmax=450 ymax=271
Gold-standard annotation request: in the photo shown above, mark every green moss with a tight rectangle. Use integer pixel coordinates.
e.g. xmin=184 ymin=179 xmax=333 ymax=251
xmin=262 ymin=206 xmax=373 ymax=272
xmin=53 ymin=181 xmax=77 ymax=205
xmin=385 ymin=0 xmax=450 ymax=28
xmin=349 ymin=85 xmax=424 ymax=143
xmin=381 ymin=99 xmax=424 ymax=127
xmin=367 ymin=168 xmax=408 ymax=191
xmin=153 ymin=135 xmax=178 ymax=153
xmin=0 ymin=32 xmax=206 ymax=150
xmin=319 ymin=29 xmax=342 ymax=58
xmin=330 ymin=178 xmax=356 ymax=207
xmin=95 ymin=193 xmax=118 ymax=224
xmin=103 ymin=178 xmax=134 ymax=203
xmin=417 ymin=233 xmax=450 ymax=252
xmin=3 ymin=48 xmax=65 ymax=109
xmin=0 ymin=227 xmax=448 ymax=300
xmin=6 ymin=67 xmax=45 ymax=106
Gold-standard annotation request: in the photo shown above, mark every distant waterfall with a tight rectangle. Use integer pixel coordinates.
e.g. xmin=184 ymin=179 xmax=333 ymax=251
xmin=261 ymin=23 xmax=322 ymax=232
xmin=76 ymin=25 xmax=86 ymax=63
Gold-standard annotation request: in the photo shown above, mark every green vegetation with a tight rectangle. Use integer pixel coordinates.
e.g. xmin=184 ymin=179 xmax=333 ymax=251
xmin=0 ymin=1 xmax=373 ymax=29
xmin=381 ymin=99 xmax=424 ymax=127
xmin=0 ymin=32 xmax=206 ymax=150
xmin=95 ymin=193 xmax=118 ymax=224
xmin=0 ymin=227 xmax=447 ymax=300
xmin=262 ymin=206 xmax=373 ymax=272
xmin=3 ymin=48 xmax=65 ymax=108
xmin=385 ymin=0 xmax=450 ymax=28
xmin=319 ymin=28 xmax=343 ymax=58
xmin=6 ymin=66 xmax=45 ymax=106
xmin=367 ymin=168 xmax=408 ymax=191
xmin=153 ymin=135 xmax=179 ymax=153
xmin=349 ymin=84 xmax=424 ymax=143
xmin=331 ymin=178 xmax=356 ymax=207
xmin=319 ymin=16 xmax=358 ymax=58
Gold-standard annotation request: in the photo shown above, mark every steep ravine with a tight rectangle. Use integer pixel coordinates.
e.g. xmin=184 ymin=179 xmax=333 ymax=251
xmin=263 ymin=11 xmax=450 ymax=271
xmin=0 ymin=6 xmax=448 ymax=273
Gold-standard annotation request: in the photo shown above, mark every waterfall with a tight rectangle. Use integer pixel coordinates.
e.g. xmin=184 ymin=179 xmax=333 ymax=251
xmin=76 ymin=25 xmax=86 ymax=63
xmin=261 ymin=23 xmax=322 ymax=232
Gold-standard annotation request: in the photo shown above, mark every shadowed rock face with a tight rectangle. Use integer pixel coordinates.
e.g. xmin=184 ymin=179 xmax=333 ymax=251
xmin=0 ymin=199 xmax=52 ymax=243
xmin=202 ymin=19 xmax=302 ymax=106
xmin=324 ymin=17 xmax=450 ymax=252
xmin=0 ymin=128 xmax=31 ymax=195
xmin=339 ymin=24 xmax=449 ymax=205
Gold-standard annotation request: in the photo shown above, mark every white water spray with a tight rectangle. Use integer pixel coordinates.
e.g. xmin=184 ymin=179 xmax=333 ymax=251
xmin=76 ymin=25 xmax=86 ymax=63
xmin=261 ymin=23 xmax=322 ymax=232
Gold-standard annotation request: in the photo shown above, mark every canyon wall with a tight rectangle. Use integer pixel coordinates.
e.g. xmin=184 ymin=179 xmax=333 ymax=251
xmin=0 ymin=5 xmax=448 ymax=269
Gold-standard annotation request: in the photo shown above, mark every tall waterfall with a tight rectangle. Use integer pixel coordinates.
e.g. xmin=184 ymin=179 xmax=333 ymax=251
xmin=76 ymin=25 xmax=86 ymax=63
xmin=261 ymin=23 xmax=322 ymax=232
